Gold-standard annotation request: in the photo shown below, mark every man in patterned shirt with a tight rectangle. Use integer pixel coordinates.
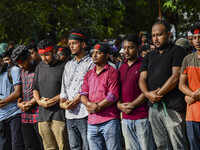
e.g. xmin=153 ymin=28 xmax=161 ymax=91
xmin=12 ymin=45 xmax=43 ymax=150
xmin=60 ymin=29 xmax=94 ymax=150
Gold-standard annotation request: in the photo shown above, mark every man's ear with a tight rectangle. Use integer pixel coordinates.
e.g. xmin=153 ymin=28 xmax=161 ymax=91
xmin=168 ymin=31 xmax=172 ymax=41
xmin=81 ymin=42 xmax=86 ymax=49
xmin=52 ymin=49 xmax=56 ymax=54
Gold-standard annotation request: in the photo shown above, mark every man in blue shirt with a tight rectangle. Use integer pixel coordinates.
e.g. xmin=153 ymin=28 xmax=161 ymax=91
xmin=0 ymin=62 xmax=24 ymax=150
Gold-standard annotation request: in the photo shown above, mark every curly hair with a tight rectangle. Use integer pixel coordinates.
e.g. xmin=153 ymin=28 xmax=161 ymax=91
xmin=11 ymin=44 xmax=29 ymax=63
xmin=37 ymin=39 xmax=54 ymax=50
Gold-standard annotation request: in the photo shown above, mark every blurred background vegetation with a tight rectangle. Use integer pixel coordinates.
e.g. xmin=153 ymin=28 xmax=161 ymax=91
xmin=0 ymin=0 xmax=199 ymax=44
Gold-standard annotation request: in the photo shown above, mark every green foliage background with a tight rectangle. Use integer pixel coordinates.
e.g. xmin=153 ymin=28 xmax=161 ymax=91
xmin=0 ymin=0 xmax=199 ymax=44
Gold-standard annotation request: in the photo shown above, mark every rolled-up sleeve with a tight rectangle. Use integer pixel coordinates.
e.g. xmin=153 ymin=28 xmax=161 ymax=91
xmin=106 ymin=70 xmax=120 ymax=102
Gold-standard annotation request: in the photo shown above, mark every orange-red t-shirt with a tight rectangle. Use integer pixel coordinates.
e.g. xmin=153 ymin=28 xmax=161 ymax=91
xmin=180 ymin=52 xmax=200 ymax=121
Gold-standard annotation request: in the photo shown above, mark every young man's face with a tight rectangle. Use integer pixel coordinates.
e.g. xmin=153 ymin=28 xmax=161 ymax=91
xmin=17 ymin=58 xmax=31 ymax=71
xmin=68 ymin=39 xmax=85 ymax=56
xmin=56 ymin=51 xmax=69 ymax=63
xmin=123 ymin=40 xmax=138 ymax=60
xmin=188 ymin=36 xmax=194 ymax=46
xmin=193 ymin=34 xmax=200 ymax=51
xmin=3 ymin=57 xmax=12 ymax=65
xmin=29 ymin=48 xmax=41 ymax=62
xmin=40 ymin=51 xmax=54 ymax=65
xmin=152 ymin=24 xmax=170 ymax=50
xmin=92 ymin=49 xmax=108 ymax=65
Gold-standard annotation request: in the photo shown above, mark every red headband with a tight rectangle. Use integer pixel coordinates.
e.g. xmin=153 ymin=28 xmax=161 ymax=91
xmin=38 ymin=46 xmax=54 ymax=54
xmin=69 ymin=33 xmax=85 ymax=39
xmin=58 ymin=47 xmax=63 ymax=51
xmin=16 ymin=60 xmax=22 ymax=64
xmin=194 ymin=28 xmax=200 ymax=34
xmin=94 ymin=44 xmax=101 ymax=50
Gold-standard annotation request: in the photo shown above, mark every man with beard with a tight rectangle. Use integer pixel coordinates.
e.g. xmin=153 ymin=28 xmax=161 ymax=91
xmin=60 ymin=29 xmax=94 ymax=150
xmin=33 ymin=39 xmax=69 ymax=150
xmin=139 ymin=20 xmax=188 ymax=150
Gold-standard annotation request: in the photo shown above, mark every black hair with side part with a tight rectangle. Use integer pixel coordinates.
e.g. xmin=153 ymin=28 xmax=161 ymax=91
xmin=1 ymin=49 xmax=13 ymax=58
xmin=27 ymin=42 xmax=38 ymax=52
xmin=123 ymin=33 xmax=142 ymax=47
xmin=37 ymin=39 xmax=54 ymax=50
xmin=11 ymin=45 xmax=30 ymax=63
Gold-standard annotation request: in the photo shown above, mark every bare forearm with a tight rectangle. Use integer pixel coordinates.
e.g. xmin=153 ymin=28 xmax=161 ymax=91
xmin=139 ymin=78 xmax=149 ymax=95
xmin=131 ymin=93 xmax=147 ymax=108
xmin=48 ymin=94 xmax=60 ymax=103
xmin=33 ymin=90 xmax=41 ymax=104
xmin=27 ymin=98 xmax=37 ymax=106
xmin=80 ymin=95 xmax=91 ymax=107
xmin=1 ymin=85 xmax=21 ymax=104
xmin=97 ymin=99 xmax=113 ymax=109
xmin=157 ymin=76 xmax=179 ymax=96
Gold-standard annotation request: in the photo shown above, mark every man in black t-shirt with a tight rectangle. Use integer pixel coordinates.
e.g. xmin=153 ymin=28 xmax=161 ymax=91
xmin=33 ymin=39 xmax=69 ymax=150
xmin=139 ymin=20 xmax=188 ymax=150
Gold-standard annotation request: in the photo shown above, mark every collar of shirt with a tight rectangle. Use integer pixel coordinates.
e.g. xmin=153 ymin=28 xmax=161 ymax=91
xmin=123 ymin=58 xmax=142 ymax=68
xmin=72 ymin=54 xmax=90 ymax=63
xmin=92 ymin=63 xmax=109 ymax=76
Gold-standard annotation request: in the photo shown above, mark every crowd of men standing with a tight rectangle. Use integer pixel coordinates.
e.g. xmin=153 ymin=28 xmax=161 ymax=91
xmin=0 ymin=20 xmax=200 ymax=150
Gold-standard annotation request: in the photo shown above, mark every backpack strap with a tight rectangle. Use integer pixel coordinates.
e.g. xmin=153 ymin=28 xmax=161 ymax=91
xmin=7 ymin=65 xmax=13 ymax=84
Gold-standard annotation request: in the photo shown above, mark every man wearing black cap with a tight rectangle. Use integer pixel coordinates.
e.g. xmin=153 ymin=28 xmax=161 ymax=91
xmin=80 ymin=43 xmax=121 ymax=150
xmin=12 ymin=45 xmax=43 ymax=150
xmin=179 ymin=22 xmax=200 ymax=150
xmin=33 ymin=39 xmax=69 ymax=150
xmin=60 ymin=29 xmax=94 ymax=150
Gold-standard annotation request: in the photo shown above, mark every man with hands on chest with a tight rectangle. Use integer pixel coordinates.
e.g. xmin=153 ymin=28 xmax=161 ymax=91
xmin=117 ymin=34 xmax=155 ymax=150
xmin=80 ymin=43 xmax=122 ymax=150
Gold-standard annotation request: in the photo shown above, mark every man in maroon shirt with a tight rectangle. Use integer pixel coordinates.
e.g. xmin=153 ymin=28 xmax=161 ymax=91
xmin=117 ymin=34 xmax=155 ymax=150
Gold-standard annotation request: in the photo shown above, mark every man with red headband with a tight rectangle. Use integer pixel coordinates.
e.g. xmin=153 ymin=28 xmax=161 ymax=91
xmin=60 ymin=29 xmax=94 ymax=150
xmin=179 ymin=22 xmax=200 ymax=150
xmin=80 ymin=43 xmax=121 ymax=150
xmin=33 ymin=39 xmax=69 ymax=150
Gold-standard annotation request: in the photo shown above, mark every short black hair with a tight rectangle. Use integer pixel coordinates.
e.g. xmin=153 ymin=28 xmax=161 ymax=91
xmin=123 ymin=33 xmax=142 ymax=47
xmin=11 ymin=45 xmax=30 ymax=63
xmin=1 ymin=49 xmax=13 ymax=58
xmin=190 ymin=22 xmax=200 ymax=33
xmin=27 ymin=42 xmax=38 ymax=52
xmin=153 ymin=20 xmax=170 ymax=32
xmin=37 ymin=39 xmax=54 ymax=49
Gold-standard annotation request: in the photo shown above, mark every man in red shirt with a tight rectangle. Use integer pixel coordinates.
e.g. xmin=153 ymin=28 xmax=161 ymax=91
xmin=80 ymin=43 xmax=121 ymax=150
